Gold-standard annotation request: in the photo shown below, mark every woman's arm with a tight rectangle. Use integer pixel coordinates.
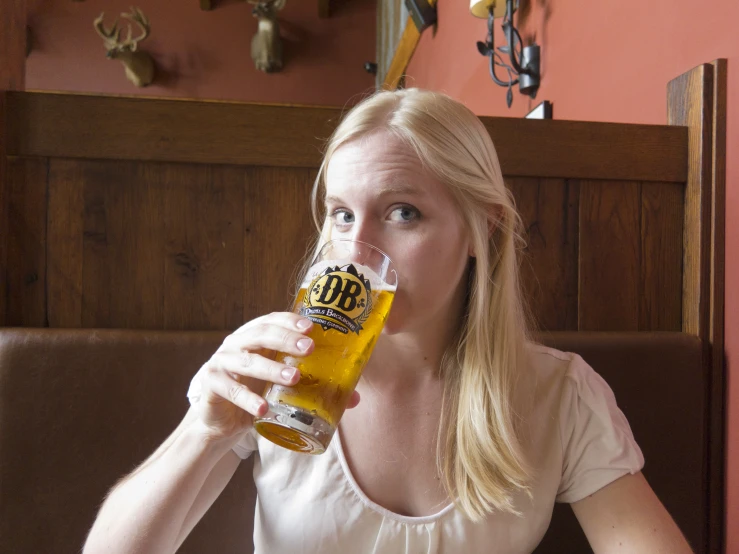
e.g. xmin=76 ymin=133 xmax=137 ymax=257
xmin=83 ymin=407 xmax=242 ymax=554
xmin=83 ymin=312 xmax=326 ymax=554
xmin=571 ymin=471 xmax=693 ymax=553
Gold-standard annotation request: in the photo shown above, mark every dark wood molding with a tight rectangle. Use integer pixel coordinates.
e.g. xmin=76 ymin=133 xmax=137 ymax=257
xmin=7 ymin=92 xmax=342 ymax=169
xmin=0 ymin=93 xmax=9 ymax=325
xmin=709 ymin=58 xmax=727 ymax=554
xmin=0 ymin=0 xmax=26 ymax=91
xmin=6 ymin=92 xmax=687 ymax=182
xmin=481 ymin=118 xmax=687 ymax=182
xmin=0 ymin=0 xmax=27 ymax=325
xmin=667 ymin=59 xmax=727 ymax=554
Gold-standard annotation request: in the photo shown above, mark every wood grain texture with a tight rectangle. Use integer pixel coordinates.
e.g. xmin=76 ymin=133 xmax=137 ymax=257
xmin=6 ymin=92 xmax=341 ymax=169
xmin=578 ymin=181 xmax=641 ymax=331
xmin=639 ymin=182 xmax=683 ymax=331
xmin=0 ymin=93 xmax=8 ymax=324
xmin=667 ymin=63 xmax=713 ymax=338
xmin=7 ymin=157 xmax=48 ymax=326
xmin=243 ymin=167 xmax=316 ymax=322
xmin=164 ymin=164 xmax=245 ymax=330
xmin=47 ymin=160 xmax=85 ymax=327
xmin=5 ymin=92 xmax=687 ymax=183
xmin=507 ymin=177 xmax=579 ymax=331
xmin=481 ymin=118 xmax=687 ymax=183
xmin=708 ymin=57 xmax=727 ymax=554
xmin=668 ymin=60 xmax=726 ymax=554
xmin=87 ymin=162 xmax=166 ymax=329
xmin=0 ymin=0 xmax=25 ymax=91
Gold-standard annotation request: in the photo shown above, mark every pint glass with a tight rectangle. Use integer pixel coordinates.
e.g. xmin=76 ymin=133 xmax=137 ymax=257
xmin=253 ymin=239 xmax=398 ymax=454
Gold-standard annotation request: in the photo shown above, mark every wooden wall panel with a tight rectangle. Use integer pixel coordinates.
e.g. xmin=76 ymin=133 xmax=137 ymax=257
xmin=243 ymin=167 xmax=316 ymax=322
xmin=82 ymin=162 xmax=166 ymax=328
xmin=507 ymin=177 xmax=579 ymax=332
xmin=7 ymin=157 xmax=48 ymax=326
xmin=164 ymin=165 xmax=245 ymax=330
xmin=46 ymin=160 xmax=315 ymax=330
xmin=28 ymin=160 xmax=688 ymax=332
xmin=47 ymin=160 xmax=84 ymax=327
xmin=6 ymin=92 xmax=687 ymax=183
xmin=640 ymin=182 xmax=683 ymax=331
xmin=578 ymin=181 xmax=641 ymax=331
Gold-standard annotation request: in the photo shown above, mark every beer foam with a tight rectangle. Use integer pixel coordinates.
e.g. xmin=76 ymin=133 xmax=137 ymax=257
xmin=300 ymin=259 xmax=397 ymax=291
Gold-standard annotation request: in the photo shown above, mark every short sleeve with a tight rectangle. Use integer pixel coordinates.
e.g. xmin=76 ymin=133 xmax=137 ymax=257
xmin=186 ymin=365 xmax=259 ymax=460
xmin=555 ymin=355 xmax=645 ymax=503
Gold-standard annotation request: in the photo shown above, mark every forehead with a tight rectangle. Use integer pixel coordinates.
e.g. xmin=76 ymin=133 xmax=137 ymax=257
xmin=325 ymin=131 xmax=430 ymax=197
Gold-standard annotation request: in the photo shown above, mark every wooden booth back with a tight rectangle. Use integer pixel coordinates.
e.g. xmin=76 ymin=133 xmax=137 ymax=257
xmin=0 ymin=59 xmax=727 ymax=553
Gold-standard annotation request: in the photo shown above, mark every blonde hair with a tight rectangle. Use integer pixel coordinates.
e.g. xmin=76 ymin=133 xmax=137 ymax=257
xmin=308 ymin=88 xmax=534 ymax=521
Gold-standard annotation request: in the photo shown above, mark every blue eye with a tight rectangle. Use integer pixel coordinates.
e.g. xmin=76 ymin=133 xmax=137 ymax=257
xmin=389 ymin=206 xmax=419 ymax=223
xmin=332 ymin=210 xmax=355 ymax=226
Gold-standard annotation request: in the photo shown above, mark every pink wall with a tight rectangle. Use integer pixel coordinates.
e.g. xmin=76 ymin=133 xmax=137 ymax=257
xmin=25 ymin=0 xmax=376 ymax=106
xmin=408 ymin=1 xmax=737 ymax=551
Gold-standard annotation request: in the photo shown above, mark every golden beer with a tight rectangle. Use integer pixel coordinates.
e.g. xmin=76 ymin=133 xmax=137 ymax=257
xmin=254 ymin=242 xmax=397 ymax=455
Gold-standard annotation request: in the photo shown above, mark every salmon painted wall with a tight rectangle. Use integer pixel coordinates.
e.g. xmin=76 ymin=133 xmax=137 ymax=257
xmin=407 ymin=1 xmax=737 ymax=551
xmin=25 ymin=0 xmax=376 ymax=106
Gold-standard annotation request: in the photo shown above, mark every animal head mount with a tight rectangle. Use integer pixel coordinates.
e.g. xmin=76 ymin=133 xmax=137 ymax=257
xmin=93 ymin=7 xmax=156 ymax=87
xmin=248 ymin=0 xmax=286 ymax=73
xmin=248 ymin=0 xmax=287 ymax=19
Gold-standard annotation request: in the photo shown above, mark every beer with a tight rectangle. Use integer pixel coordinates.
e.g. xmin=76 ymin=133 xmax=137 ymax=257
xmin=254 ymin=242 xmax=397 ymax=455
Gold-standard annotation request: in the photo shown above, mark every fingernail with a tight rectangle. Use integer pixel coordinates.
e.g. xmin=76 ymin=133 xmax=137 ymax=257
xmin=296 ymin=319 xmax=312 ymax=330
xmin=281 ymin=368 xmax=297 ymax=381
xmin=252 ymin=399 xmax=264 ymax=414
xmin=297 ymin=338 xmax=312 ymax=351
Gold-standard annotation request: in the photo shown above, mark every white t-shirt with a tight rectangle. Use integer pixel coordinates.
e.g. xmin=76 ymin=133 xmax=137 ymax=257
xmin=187 ymin=342 xmax=644 ymax=553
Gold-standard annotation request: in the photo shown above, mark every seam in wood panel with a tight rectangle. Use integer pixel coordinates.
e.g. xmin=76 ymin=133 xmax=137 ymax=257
xmin=43 ymin=157 xmax=50 ymax=327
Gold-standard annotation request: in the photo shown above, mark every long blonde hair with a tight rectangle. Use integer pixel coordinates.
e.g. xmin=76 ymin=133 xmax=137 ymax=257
xmin=309 ymin=88 xmax=534 ymax=521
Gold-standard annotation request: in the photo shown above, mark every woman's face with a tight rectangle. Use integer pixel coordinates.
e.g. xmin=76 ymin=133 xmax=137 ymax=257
xmin=323 ymin=130 xmax=472 ymax=335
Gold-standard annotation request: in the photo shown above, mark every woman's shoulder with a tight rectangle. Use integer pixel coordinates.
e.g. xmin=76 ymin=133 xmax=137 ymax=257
xmin=523 ymin=340 xmax=589 ymax=387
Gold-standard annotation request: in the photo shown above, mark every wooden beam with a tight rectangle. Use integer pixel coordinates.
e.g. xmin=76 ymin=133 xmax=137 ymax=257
xmin=668 ymin=64 xmax=714 ymax=338
xmin=667 ymin=59 xmax=727 ymax=554
xmin=6 ymin=92 xmax=687 ymax=183
xmin=382 ymin=0 xmax=437 ymax=90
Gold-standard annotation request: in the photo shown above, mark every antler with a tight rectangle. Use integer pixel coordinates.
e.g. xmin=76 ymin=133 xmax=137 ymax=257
xmin=93 ymin=13 xmax=122 ymax=49
xmin=120 ymin=7 xmax=150 ymax=51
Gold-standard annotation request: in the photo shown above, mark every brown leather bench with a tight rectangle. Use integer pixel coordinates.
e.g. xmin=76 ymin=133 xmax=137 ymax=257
xmin=0 ymin=329 xmax=706 ymax=553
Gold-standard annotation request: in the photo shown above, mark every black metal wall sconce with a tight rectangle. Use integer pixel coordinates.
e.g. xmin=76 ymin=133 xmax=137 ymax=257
xmin=471 ymin=0 xmax=540 ymax=108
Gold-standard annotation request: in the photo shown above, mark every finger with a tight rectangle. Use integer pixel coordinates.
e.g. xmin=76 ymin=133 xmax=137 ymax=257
xmin=213 ymin=350 xmax=300 ymax=386
xmin=234 ymin=323 xmax=315 ymax=357
xmin=235 ymin=312 xmax=314 ymax=335
xmin=345 ymin=390 xmax=361 ymax=410
xmin=206 ymin=370 xmax=267 ymax=417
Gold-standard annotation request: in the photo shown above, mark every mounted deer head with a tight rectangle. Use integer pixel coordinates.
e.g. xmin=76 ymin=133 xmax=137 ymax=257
xmin=248 ymin=0 xmax=287 ymax=73
xmin=93 ymin=7 xmax=155 ymax=87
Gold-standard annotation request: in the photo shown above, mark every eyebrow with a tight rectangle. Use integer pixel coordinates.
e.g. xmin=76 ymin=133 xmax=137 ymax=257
xmin=324 ymin=183 xmax=423 ymax=206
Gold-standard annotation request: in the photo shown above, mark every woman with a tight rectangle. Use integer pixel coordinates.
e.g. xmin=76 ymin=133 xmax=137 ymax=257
xmin=84 ymin=89 xmax=692 ymax=553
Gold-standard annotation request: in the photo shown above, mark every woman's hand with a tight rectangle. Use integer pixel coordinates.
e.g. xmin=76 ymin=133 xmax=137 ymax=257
xmin=193 ymin=312 xmax=359 ymax=442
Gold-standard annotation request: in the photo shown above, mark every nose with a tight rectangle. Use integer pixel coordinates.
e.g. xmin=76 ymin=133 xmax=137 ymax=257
xmin=346 ymin=219 xmax=381 ymax=251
